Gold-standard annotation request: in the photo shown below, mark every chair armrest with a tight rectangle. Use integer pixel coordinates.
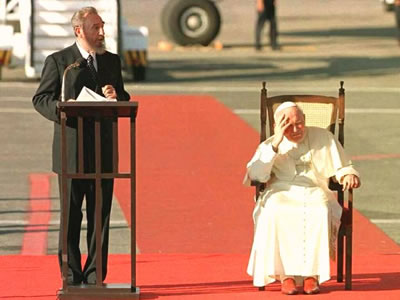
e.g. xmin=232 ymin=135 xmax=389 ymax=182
xmin=329 ymin=178 xmax=354 ymax=199
xmin=251 ymin=180 xmax=266 ymax=202
xmin=329 ymin=179 xmax=342 ymax=191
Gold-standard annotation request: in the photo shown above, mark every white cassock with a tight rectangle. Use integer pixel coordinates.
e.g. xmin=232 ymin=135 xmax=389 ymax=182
xmin=243 ymin=126 xmax=359 ymax=287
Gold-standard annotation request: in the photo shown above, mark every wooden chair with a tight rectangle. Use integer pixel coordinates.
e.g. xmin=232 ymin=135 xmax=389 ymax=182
xmin=253 ymin=81 xmax=353 ymax=290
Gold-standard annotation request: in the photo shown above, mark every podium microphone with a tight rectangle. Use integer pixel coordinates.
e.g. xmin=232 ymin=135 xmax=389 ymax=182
xmin=61 ymin=58 xmax=87 ymax=102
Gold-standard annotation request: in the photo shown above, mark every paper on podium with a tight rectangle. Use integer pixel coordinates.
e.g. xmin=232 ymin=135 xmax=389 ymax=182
xmin=76 ymin=86 xmax=116 ymax=102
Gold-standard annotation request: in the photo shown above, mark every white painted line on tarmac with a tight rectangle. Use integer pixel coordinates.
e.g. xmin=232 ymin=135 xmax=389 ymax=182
xmin=346 ymin=108 xmax=400 ymax=114
xmin=233 ymin=108 xmax=400 ymax=115
xmin=128 ymin=85 xmax=400 ymax=93
xmin=1 ymin=95 xmax=32 ymax=103
xmin=0 ymin=108 xmax=36 ymax=114
xmin=2 ymin=219 xmax=139 ymax=253
xmin=1 ymin=96 xmax=30 ymax=102
xmin=371 ymin=219 xmax=400 ymax=224
xmin=1 ymin=82 xmax=400 ymax=93
xmin=232 ymin=109 xmax=259 ymax=115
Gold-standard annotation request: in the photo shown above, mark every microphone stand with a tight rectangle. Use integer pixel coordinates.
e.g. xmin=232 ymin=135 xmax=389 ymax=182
xmin=61 ymin=58 xmax=86 ymax=102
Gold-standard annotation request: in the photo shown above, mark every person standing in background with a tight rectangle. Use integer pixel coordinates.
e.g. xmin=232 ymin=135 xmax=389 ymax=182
xmin=255 ymin=0 xmax=279 ymax=51
xmin=395 ymin=0 xmax=400 ymax=45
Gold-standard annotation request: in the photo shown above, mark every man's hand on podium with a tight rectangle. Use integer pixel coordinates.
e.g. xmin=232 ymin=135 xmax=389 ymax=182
xmin=102 ymin=85 xmax=117 ymax=100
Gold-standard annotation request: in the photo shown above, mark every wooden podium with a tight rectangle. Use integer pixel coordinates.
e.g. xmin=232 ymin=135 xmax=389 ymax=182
xmin=56 ymin=101 xmax=140 ymax=299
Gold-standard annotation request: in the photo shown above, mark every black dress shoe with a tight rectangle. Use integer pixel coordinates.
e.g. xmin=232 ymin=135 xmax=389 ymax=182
xmin=271 ymin=44 xmax=281 ymax=51
xmin=66 ymin=269 xmax=83 ymax=285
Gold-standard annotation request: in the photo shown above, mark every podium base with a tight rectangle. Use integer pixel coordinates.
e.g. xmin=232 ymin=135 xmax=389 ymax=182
xmin=57 ymin=283 xmax=140 ymax=299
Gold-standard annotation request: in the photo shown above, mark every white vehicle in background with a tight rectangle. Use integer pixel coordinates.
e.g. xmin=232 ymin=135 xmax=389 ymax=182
xmin=381 ymin=0 xmax=395 ymax=11
xmin=0 ymin=0 xmax=148 ymax=81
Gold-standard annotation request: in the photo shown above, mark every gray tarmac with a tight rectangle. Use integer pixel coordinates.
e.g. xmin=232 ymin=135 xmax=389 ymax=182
xmin=0 ymin=0 xmax=399 ymax=255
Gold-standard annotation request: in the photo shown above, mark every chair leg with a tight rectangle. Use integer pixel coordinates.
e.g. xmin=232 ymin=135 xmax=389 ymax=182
xmin=337 ymin=228 xmax=344 ymax=283
xmin=345 ymin=227 xmax=353 ymax=290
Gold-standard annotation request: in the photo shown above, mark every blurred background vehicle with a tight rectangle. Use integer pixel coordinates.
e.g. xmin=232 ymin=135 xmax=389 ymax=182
xmin=0 ymin=0 xmax=148 ymax=81
xmin=161 ymin=0 xmax=221 ymax=46
xmin=381 ymin=0 xmax=395 ymax=11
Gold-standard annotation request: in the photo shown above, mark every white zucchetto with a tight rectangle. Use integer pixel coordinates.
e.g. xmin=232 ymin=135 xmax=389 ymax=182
xmin=274 ymin=101 xmax=298 ymax=121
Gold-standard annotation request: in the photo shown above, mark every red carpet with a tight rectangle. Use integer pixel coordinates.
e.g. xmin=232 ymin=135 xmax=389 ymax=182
xmin=2 ymin=95 xmax=400 ymax=299
xmin=114 ymin=95 xmax=259 ymax=254
xmin=21 ymin=174 xmax=52 ymax=255
xmin=2 ymin=243 xmax=400 ymax=300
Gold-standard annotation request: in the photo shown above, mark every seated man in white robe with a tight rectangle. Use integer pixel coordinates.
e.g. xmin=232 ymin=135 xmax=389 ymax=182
xmin=244 ymin=102 xmax=361 ymax=295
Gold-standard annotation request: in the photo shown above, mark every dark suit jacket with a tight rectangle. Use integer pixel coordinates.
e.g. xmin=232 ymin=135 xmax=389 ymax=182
xmin=32 ymin=43 xmax=130 ymax=174
xmin=263 ymin=0 xmax=276 ymax=19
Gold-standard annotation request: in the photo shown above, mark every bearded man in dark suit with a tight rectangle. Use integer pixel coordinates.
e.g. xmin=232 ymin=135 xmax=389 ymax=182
xmin=32 ymin=6 xmax=130 ymax=285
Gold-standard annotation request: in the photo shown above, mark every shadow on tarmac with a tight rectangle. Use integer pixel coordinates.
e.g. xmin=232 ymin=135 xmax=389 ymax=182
xmin=145 ymin=56 xmax=400 ymax=83
xmin=2 ymin=25 xmax=399 ymax=84
xmin=281 ymin=26 xmax=397 ymax=38
xmin=7 ymin=55 xmax=400 ymax=84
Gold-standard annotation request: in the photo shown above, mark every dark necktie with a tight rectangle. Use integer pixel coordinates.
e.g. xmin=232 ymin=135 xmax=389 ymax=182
xmin=87 ymin=54 xmax=99 ymax=84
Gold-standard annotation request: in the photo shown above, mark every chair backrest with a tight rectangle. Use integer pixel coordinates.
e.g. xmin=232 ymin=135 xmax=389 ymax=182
xmin=259 ymin=81 xmax=346 ymax=147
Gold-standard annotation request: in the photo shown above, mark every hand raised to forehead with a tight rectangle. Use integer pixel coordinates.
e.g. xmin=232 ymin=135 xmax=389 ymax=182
xmin=271 ymin=113 xmax=291 ymax=152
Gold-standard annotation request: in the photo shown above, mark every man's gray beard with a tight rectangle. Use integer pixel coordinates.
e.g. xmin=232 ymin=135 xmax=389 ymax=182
xmin=95 ymin=40 xmax=106 ymax=54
